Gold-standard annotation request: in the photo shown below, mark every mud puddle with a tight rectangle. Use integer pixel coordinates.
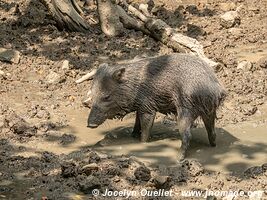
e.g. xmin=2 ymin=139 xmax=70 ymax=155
xmin=13 ymin=104 xmax=267 ymax=175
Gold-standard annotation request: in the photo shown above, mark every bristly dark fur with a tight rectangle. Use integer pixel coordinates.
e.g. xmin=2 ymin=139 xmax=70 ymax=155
xmin=88 ymin=53 xmax=226 ymax=126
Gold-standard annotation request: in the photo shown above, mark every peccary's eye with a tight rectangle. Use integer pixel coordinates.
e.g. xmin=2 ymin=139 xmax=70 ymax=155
xmin=102 ymin=95 xmax=111 ymax=102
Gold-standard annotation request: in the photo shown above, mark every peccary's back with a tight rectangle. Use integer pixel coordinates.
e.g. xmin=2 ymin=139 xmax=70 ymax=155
xmin=116 ymin=53 xmax=226 ymax=116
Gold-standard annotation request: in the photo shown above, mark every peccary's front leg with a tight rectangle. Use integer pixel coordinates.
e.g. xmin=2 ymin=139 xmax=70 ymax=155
xmin=139 ymin=112 xmax=156 ymax=142
xmin=132 ymin=111 xmax=141 ymax=138
xmin=177 ymin=109 xmax=196 ymax=161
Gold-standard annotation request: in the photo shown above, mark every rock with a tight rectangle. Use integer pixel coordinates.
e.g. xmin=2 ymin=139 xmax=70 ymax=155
xmin=134 ymin=165 xmax=151 ymax=181
xmin=237 ymin=61 xmax=252 ymax=71
xmin=7 ymin=115 xmax=37 ymax=137
xmin=82 ymin=163 xmax=99 ymax=175
xmin=152 ymin=175 xmax=173 ymax=189
xmin=45 ymin=71 xmax=65 ymax=84
xmin=228 ymin=28 xmax=243 ymax=36
xmin=257 ymin=57 xmax=267 ymax=68
xmin=61 ymin=162 xmax=78 ymax=178
xmin=61 ymin=60 xmax=69 ymax=70
xmin=78 ymin=175 xmax=101 ymax=194
xmin=220 ymin=11 xmax=240 ymax=28
xmin=0 ymin=48 xmax=20 ymax=64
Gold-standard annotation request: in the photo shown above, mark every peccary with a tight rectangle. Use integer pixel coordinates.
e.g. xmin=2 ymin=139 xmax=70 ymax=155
xmin=84 ymin=53 xmax=226 ymax=159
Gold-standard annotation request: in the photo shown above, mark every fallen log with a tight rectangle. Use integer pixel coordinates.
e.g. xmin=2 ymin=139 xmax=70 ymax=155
xmin=116 ymin=0 xmax=218 ymax=67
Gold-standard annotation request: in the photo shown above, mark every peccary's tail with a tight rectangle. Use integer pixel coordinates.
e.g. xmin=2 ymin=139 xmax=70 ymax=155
xmin=194 ymin=83 xmax=227 ymax=119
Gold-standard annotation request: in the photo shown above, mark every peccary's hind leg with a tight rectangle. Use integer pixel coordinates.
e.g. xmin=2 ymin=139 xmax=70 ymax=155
xmin=132 ymin=111 xmax=141 ymax=138
xmin=202 ymin=110 xmax=216 ymax=147
xmin=139 ymin=112 xmax=156 ymax=142
xmin=177 ymin=109 xmax=196 ymax=161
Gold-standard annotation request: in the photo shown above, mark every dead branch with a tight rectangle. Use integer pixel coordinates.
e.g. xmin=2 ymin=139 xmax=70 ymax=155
xmin=76 ymin=69 xmax=97 ymax=83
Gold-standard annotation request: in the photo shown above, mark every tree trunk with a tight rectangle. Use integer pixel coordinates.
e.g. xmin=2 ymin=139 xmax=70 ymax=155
xmin=96 ymin=0 xmax=124 ymax=36
xmin=40 ymin=0 xmax=90 ymax=32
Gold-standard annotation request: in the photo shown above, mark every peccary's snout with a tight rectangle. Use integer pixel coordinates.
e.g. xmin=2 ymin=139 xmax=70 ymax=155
xmin=87 ymin=105 xmax=106 ymax=128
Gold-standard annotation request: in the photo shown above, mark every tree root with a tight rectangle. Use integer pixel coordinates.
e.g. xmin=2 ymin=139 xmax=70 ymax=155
xmin=40 ymin=0 xmax=90 ymax=32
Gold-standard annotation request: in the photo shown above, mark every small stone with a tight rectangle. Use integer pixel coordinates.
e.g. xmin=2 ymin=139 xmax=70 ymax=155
xmin=82 ymin=163 xmax=99 ymax=175
xmin=237 ymin=60 xmax=252 ymax=71
xmin=45 ymin=71 xmax=64 ymax=84
xmin=228 ymin=27 xmax=242 ymax=35
xmin=220 ymin=11 xmax=240 ymax=28
xmin=78 ymin=175 xmax=100 ymax=194
xmin=0 ymin=48 xmax=20 ymax=64
xmin=0 ymin=70 xmax=4 ymax=76
xmin=113 ymin=176 xmax=120 ymax=182
xmin=11 ymin=121 xmax=37 ymax=136
xmin=134 ymin=165 xmax=151 ymax=181
xmin=257 ymin=56 xmax=267 ymax=68
xmin=61 ymin=60 xmax=69 ymax=70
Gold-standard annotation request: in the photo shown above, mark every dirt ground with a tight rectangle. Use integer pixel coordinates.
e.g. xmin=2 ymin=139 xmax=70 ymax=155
xmin=0 ymin=0 xmax=267 ymax=199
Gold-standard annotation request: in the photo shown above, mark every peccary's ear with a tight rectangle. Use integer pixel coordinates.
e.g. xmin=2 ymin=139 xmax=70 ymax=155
xmin=112 ymin=68 xmax=126 ymax=83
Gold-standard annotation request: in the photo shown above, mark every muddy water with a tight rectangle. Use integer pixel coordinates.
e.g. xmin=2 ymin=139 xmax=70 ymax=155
xmin=15 ymin=104 xmax=267 ymax=175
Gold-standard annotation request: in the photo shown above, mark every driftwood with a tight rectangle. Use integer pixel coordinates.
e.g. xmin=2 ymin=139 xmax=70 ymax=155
xmin=75 ymin=69 xmax=97 ymax=83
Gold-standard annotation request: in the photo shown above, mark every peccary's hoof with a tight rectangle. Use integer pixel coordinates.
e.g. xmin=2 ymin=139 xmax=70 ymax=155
xmin=210 ymin=143 xmax=216 ymax=147
xmin=209 ymin=141 xmax=216 ymax=147
xmin=131 ymin=131 xmax=141 ymax=138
